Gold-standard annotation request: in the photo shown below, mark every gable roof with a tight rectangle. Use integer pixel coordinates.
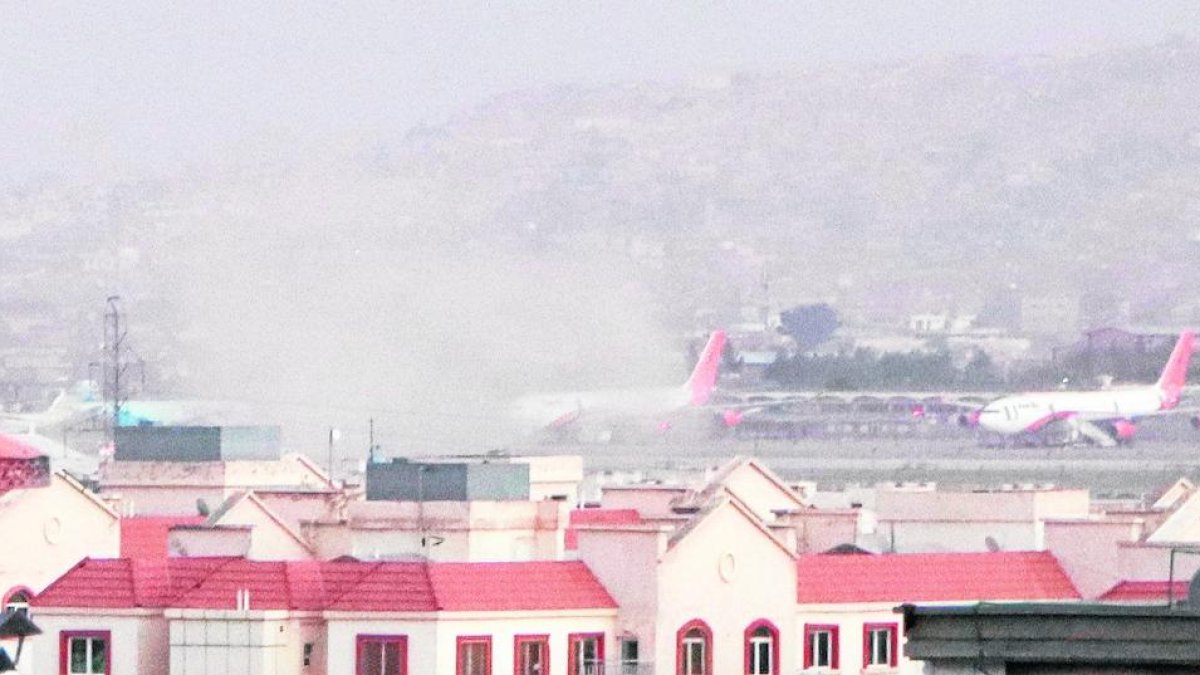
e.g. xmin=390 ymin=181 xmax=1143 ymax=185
xmin=33 ymin=557 xmax=616 ymax=613
xmin=205 ymin=491 xmax=315 ymax=555
xmin=1099 ymin=580 xmax=1189 ymax=603
xmin=796 ymin=551 xmax=1080 ymax=604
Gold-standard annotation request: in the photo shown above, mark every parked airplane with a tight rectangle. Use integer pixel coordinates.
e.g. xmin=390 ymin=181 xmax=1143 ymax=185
xmin=966 ymin=331 xmax=1196 ymax=446
xmin=511 ymin=330 xmax=728 ymax=439
xmin=0 ymin=382 xmax=103 ymax=434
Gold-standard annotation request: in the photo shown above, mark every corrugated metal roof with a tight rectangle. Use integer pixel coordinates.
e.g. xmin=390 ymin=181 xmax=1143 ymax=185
xmin=797 ymin=551 xmax=1080 ymax=604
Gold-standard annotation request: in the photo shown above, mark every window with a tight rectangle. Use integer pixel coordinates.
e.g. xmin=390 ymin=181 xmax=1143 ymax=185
xmin=620 ymin=638 xmax=639 ymax=675
xmin=675 ymin=620 xmax=712 ymax=675
xmin=803 ymin=624 xmax=839 ymax=671
xmin=863 ymin=623 xmax=898 ymax=669
xmin=60 ymin=631 xmax=110 ymax=675
xmin=744 ymin=620 xmax=778 ymax=675
xmin=568 ymin=633 xmax=604 ymax=675
xmin=457 ymin=636 xmax=491 ymax=675
xmin=357 ymin=635 xmax=407 ymax=675
xmin=515 ymin=635 xmax=549 ymax=675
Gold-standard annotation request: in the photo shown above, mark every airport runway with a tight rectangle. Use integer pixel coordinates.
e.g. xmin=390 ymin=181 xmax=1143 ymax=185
xmin=519 ymin=435 xmax=1200 ymax=498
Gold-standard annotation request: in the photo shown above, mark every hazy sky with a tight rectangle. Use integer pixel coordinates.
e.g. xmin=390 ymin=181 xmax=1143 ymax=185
xmin=2 ymin=2 xmax=1198 ymax=188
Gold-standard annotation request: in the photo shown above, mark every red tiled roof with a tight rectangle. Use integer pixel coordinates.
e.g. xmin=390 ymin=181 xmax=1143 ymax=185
xmin=34 ymin=557 xmax=236 ymax=608
xmin=796 ymin=551 xmax=1080 ymax=604
xmin=564 ymin=508 xmax=641 ymax=550
xmin=0 ymin=434 xmax=42 ymax=459
xmin=120 ymin=516 xmax=207 ymax=559
xmin=1099 ymin=580 xmax=1188 ymax=602
xmin=324 ymin=562 xmax=437 ymax=612
xmin=428 ymin=561 xmax=617 ymax=611
xmin=33 ymin=557 xmax=614 ymax=613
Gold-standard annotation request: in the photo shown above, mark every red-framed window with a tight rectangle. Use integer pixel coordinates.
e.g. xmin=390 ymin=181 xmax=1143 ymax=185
xmin=863 ymin=623 xmax=898 ymax=669
xmin=803 ymin=624 xmax=839 ymax=670
xmin=457 ymin=635 xmax=492 ymax=675
xmin=744 ymin=619 xmax=779 ymax=675
xmin=676 ymin=619 xmax=712 ymax=675
xmin=357 ymin=634 xmax=408 ymax=675
xmin=60 ymin=631 xmax=111 ymax=675
xmin=514 ymin=634 xmax=549 ymax=675
xmin=568 ymin=632 xmax=604 ymax=675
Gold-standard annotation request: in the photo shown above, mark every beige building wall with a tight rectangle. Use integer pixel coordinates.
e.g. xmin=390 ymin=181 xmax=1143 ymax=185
xmin=0 ymin=473 xmax=120 ymax=598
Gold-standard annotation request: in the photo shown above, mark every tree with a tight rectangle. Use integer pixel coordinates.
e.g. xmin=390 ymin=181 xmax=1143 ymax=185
xmin=778 ymin=303 xmax=839 ymax=351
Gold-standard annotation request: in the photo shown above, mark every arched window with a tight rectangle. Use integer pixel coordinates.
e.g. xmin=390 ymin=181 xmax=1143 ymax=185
xmin=2 ymin=587 xmax=32 ymax=616
xmin=676 ymin=619 xmax=712 ymax=675
xmin=744 ymin=620 xmax=779 ymax=675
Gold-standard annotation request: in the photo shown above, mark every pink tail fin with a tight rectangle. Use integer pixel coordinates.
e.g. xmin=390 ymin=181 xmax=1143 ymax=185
xmin=685 ymin=330 xmax=726 ymax=406
xmin=1156 ymin=331 xmax=1195 ymax=408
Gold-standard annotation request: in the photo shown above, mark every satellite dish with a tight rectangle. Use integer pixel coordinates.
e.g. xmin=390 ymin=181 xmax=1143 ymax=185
xmin=984 ymin=536 xmax=1001 ymax=552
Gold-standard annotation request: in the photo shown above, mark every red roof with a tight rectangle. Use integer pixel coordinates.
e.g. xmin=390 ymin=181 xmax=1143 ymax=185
xmin=1099 ymin=580 xmax=1188 ymax=602
xmin=429 ymin=561 xmax=617 ymax=611
xmin=796 ymin=551 xmax=1080 ymax=604
xmin=564 ymin=508 xmax=641 ymax=550
xmin=0 ymin=434 xmax=42 ymax=460
xmin=34 ymin=557 xmax=615 ymax=613
xmin=120 ymin=516 xmax=207 ymax=559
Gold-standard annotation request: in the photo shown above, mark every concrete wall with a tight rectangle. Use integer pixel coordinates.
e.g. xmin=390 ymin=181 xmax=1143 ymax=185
xmin=169 ymin=527 xmax=253 ymax=558
xmin=1044 ymin=518 xmax=1144 ymax=598
xmin=718 ymin=461 xmax=805 ymax=522
xmin=326 ymin=613 xmax=615 ymax=675
xmin=167 ymin=610 xmax=304 ymax=675
xmin=575 ymin=527 xmax=664 ymax=668
xmin=600 ymin=486 xmax=689 ymax=516
xmin=365 ymin=461 xmax=529 ymax=502
xmin=30 ymin=611 xmax=161 ymax=675
xmin=797 ymin=604 xmax=920 ymax=675
xmin=879 ymin=520 xmax=1040 ymax=553
xmin=0 ymin=474 xmax=119 ymax=598
xmin=654 ymin=503 xmax=797 ymax=675
xmin=212 ymin=497 xmax=314 ymax=561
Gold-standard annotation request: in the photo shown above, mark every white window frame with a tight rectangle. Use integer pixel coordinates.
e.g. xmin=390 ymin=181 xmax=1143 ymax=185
xmin=67 ymin=635 xmax=108 ymax=675
xmin=682 ymin=632 xmax=707 ymax=674
xmin=866 ymin=626 xmax=894 ymax=668
xmin=810 ymin=629 xmax=834 ymax=668
xmin=749 ymin=629 xmax=773 ymax=674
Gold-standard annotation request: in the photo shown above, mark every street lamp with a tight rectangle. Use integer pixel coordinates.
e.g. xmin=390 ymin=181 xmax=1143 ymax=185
xmin=0 ymin=608 xmax=41 ymax=671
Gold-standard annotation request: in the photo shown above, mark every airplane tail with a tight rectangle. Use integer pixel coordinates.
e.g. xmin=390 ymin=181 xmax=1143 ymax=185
xmin=1156 ymin=330 xmax=1195 ymax=408
xmin=683 ymin=330 xmax=727 ymax=406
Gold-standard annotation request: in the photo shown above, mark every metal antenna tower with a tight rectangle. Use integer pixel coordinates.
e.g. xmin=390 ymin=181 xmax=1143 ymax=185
xmin=103 ymin=295 xmax=129 ymax=447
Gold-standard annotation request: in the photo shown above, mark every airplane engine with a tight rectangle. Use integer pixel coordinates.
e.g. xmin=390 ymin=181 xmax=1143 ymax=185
xmin=1111 ymin=419 xmax=1137 ymax=441
xmin=958 ymin=410 xmax=981 ymax=428
xmin=721 ymin=409 xmax=744 ymax=427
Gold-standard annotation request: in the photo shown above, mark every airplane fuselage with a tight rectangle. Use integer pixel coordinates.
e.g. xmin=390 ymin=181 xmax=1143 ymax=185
xmin=976 ymin=387 xmax=1167 ymax=435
